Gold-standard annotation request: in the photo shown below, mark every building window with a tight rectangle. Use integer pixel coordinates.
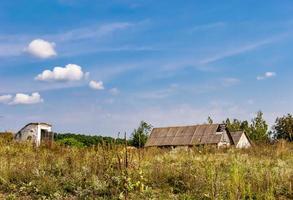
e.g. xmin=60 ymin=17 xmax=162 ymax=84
xmin=41 ymin=129 xmax=53 ymax=142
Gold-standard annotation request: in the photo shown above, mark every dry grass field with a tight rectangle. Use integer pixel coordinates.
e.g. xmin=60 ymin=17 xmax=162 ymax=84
xmin=0 ymin=139 xmax=292 ymax=200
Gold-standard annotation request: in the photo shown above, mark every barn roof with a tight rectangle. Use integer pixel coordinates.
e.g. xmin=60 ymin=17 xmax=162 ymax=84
xmin=26 ymin=122 xmax=52 ymax=127
xmin=145 ymin=124 xmax=228 ymax=147
xmin=17 ymin=122 xmax=52 ymax=134
xmin=230 ymin=131 xmax=243 ymax=145
xmin=231 ymin=131 xmax=251 ymax=145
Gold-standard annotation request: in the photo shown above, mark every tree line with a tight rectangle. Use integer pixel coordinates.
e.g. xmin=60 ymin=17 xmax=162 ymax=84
xmin=54 ymin=133 xmax=127 ymax=147
xmin=130 ymin=111 xmax=293 ymax=147
xmin=0 ymin=111 xmax=292 ymax=147
xmin=222 ymin=111 xmax=293 ymax=142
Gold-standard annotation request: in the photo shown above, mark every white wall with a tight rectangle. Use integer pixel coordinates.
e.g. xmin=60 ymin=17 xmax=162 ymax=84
xmin=236 ymin=134 xmax=251 ymax=148
xmin=16 ymin=124 xmax=38 ymax=142
xmin=16 ymin=124 xmax=52 ymax=146
xmin=218 ymin=131 xmax=231 ymax=147
xmin=36 ymin=124 xmax=52 ymax=146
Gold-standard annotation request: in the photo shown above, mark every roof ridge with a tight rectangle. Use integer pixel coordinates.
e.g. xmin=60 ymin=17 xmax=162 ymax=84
xmin=153 ymin=123 xmax=221 ymax=129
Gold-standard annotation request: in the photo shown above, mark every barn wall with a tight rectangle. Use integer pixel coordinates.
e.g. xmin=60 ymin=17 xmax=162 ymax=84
xmin=36 ymin=124 xmax=52 ymax=146
xmin=218 ymin=131 xmax=231 ymax=147
xmin=15 ymin=124 xmax=52 ymax=146
xmin=236 ymin=134 xmax=251 ymax=148
xmin=15 ymin=124 xmax=38 ymax=142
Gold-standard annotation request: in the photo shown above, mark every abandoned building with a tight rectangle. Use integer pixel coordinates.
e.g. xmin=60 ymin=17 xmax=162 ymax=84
xmin=15 ymin=123 xmax=54 ymax=146
xmin=145 ymin=124 xmax=235 ymax=148
xmin=145 ymin=123 xmax=251 ymax=148
xmin=230 ymin=131 xmax=251 ymax=148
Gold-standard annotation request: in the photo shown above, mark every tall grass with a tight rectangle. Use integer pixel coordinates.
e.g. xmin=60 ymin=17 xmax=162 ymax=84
xmin=0 ymin=139 xmax=292 ymax=199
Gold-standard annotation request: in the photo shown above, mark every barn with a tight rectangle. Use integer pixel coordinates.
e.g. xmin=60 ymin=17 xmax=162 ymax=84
xmin=15 ymin=123 xmax=53 ymax=146
xmin=231 ymin=131 xmax=251 ymax=148
xmin=145 ymin=124 xmax=235 ymax=148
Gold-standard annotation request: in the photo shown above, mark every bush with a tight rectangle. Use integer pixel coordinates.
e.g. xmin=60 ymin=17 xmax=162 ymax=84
xmin=57 ymin=137 xmax=84 ymax=147
xmin=0 ymin=132 xmax=14 ymax=142
xmin=54 ymin=133 xmax=127 ymax=147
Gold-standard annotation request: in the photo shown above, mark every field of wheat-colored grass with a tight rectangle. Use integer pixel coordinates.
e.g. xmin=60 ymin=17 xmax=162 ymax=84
xmin=0 ymin=139 xmax=292 ymax=200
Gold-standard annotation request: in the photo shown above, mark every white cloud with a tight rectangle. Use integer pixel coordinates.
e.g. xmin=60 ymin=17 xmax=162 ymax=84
xmin=10 ymin=92 xmax=43 ymax=105
xmin=0 ymin=21 xmax=139 ymax=58
xmin=257 ymin=71 xmax=276 ymax=80
xmin=0 ymin=95 xmax=12 ymax=104
xmin=265 ymin=71 xmax=276 ymax=77
xmin=89 ymin=80 xmax=104 ymax=90
xmin=36 ymin=64 xmax=86 ymax=82
xmin=26 ymin=39 xmax=57 ymax=58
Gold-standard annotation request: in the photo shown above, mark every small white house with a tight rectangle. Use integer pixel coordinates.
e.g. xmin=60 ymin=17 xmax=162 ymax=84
xmin=231 ymin=131 xmax=251 ymax=148
xmin=15 ymin=123 xmax=53 ymax=146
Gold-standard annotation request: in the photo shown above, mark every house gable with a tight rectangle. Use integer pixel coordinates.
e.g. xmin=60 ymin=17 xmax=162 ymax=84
xmin=231 ymin=131 xmax=251 ymax=148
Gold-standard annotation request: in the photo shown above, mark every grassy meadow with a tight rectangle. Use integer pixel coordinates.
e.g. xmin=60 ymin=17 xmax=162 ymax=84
xmin=0 ymin=140 xmax=292 ymax=200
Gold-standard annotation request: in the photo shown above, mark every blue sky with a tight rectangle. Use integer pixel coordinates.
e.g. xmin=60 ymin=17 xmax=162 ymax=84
xmin=0 ymin=0 xmax=293 ymax=136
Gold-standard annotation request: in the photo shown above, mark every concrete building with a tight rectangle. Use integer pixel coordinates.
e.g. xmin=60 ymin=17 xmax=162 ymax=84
xmin=15 ymin=123 xmax=53 ymax=146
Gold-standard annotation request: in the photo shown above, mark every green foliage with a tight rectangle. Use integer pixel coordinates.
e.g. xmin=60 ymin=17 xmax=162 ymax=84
xmin=224 ymin=118 xmax=250 ymax=133
xmin=54 ymin=133 xmax=126 ymax=147
xmin=57 ymin=138 xmax=85 ymax=147
xmin=249 ymin=111 xmax=268 ymax=142
xmin=224 ymin=111 xmax=268 ymax=142
xmin=130 ymin=121 xmax=152 ymax=148
xmin=271 ymin=113 xmax=293 ymax=142
xmin=207 ymin=116 xmax=213 ymax=124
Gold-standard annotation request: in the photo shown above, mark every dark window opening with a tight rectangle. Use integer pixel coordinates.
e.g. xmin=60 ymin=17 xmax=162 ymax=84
xmin=41 ymin=129 xmax=53 ymax=142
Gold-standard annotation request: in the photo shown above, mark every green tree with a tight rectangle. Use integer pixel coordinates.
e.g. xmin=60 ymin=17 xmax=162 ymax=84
xmin=54 ymin=133 xmax=126 ymax=147
xmin=207 ymin=116 xmax=213 ymax=124
xmin=249 ymin=111 xmax=268 ymax=141
xmin=224 ymin=118 xmax=249 ymax=133
xmin=131 ymin=121 xmax=152 ymax=148
xmin=270 ymin=114 xmax=293 ymax=142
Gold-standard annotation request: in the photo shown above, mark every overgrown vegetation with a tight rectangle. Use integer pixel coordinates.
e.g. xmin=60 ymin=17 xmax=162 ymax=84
xmin=0 ymin=112 xmax=292 ymax=199
xmin=54 ymin=133 xmax=126 ymax=147
xmin=270 ymin=114 xmax=293 ymax=142
xmin=53 ymin=120 xmax=152 ymax=148
xmin=0 ymin=139 xmax=292 ymax=199
xmin=0 ymin=132 xmax=13 ymax=142
xmin=224 ymin=111 xmax=269 ymax=142
xmin=130 ymin=121 xmax=152 ymax=148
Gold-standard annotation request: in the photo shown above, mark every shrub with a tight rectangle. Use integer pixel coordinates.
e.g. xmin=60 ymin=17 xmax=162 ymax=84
xmin=57 ymin=138 xmax=84 ymax=148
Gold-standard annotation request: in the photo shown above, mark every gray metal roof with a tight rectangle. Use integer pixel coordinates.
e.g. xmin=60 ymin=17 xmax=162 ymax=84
xmin=145 ymin=124 xmax=227 ymax=147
